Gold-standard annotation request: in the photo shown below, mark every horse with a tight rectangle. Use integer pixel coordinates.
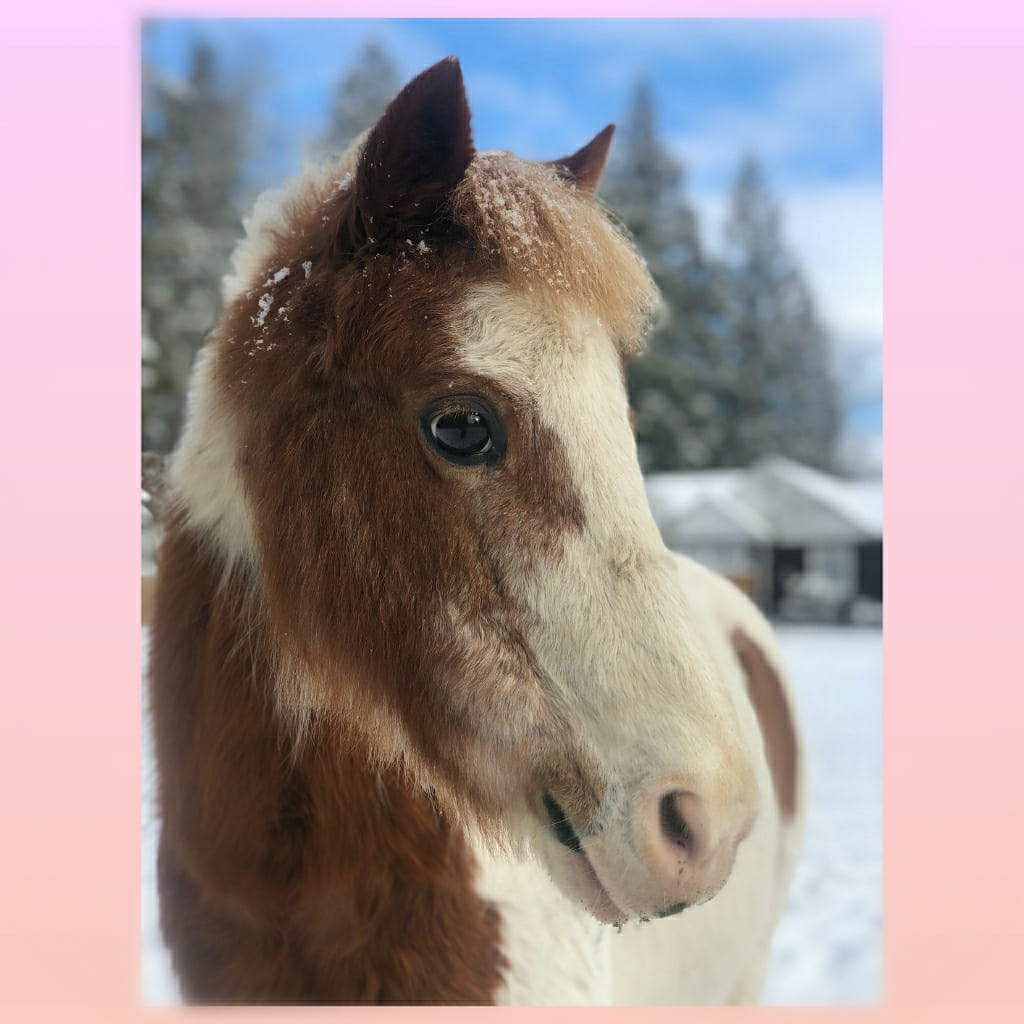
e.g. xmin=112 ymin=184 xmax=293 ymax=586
xmin=147 ymin=56 xmax=804 ymax=1005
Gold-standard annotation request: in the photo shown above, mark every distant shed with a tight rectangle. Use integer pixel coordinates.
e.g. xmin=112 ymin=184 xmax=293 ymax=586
xmin=646 ymin=456 xmax=882 ymax=621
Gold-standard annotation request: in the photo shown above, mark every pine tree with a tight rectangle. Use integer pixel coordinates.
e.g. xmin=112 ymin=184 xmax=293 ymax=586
xmin=601 ymin=81 xmax=727 ymax=472
xmin=141 ymin=41 xmax=248 ymax=452
xmin=321 ymin=41 xmax=399 ymax=156
xmin=721 ymin=154 xmax=839 ymax=470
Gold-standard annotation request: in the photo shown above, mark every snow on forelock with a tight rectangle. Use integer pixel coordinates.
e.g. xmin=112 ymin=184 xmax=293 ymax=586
xmin=403 ymin=238 xmax=432 ymax=256
xmin=253 ymin=292 xmax=274 ymax=329
xmin=452 ymin=150 xmax=658 ymax=351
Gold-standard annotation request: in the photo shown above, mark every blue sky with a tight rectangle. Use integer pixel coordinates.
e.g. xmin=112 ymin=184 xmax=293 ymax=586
xmin=143 ymin=18 xmax=882 ymax=471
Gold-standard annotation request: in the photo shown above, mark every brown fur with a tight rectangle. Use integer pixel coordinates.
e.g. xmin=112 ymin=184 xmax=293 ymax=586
xmin=151 ymin=510 xmax=507 ymax=1002
xmin=142 ymin=573 xmax=156 ymax=626
xmin=731 ymin=629 xmax=799 ymax=820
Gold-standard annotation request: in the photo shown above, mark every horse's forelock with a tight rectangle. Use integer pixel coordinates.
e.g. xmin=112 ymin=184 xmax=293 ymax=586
xmin=451 ymin=151 xmax=658 ymax=354
xmin=220 ymin=140 xmax=656 ymax=365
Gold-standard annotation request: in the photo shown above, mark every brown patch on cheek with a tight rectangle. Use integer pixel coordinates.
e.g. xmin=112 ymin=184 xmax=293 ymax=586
xmin=474 ymin=391 xmax=586 ymax=562
xmin=732 ymin=628 xmax=799 ymax=821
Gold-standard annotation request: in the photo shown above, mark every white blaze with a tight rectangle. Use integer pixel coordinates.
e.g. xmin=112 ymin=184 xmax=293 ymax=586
xmin=458 ymin=282 xmax=759 ymax=896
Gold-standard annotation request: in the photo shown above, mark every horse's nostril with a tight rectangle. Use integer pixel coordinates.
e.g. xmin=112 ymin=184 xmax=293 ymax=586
xmin=659 ymin=791 xmax=693 ymax=851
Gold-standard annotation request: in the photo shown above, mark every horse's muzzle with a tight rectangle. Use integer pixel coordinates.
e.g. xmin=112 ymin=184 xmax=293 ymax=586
xmin=542 ymin=773 xmax=758 ymax=923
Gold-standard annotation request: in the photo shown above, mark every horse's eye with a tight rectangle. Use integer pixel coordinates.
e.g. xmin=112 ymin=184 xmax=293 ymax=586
xmin=432 ymin=408 xmax=492 ymax=455
xmin=421 ymin=397 xmax=505 ymax=465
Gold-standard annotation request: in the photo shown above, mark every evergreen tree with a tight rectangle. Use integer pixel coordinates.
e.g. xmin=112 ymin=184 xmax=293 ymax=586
xmin=321 ymin=40 xmax=399 ymax=155
xmin=141 ymin=41 xmax=248 ymax=452
xmin=721 ymin=154 xmax=840 ymax=470
xmin=601 ymin=81 xmax=727 ymax=472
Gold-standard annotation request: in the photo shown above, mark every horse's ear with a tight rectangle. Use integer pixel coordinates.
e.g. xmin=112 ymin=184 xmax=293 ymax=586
xmin=547 ymin=124 xmax=615 ymax=195
xmin=345 ymin=56 xmax=474 ymax=251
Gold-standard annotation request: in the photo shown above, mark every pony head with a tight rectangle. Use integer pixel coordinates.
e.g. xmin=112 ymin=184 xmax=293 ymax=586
xmin=172 ymin=58 xmax=760 ymax=923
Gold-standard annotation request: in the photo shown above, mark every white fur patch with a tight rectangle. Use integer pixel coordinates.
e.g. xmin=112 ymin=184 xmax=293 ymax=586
xmin=472 ymin=841 xmax=613 ymax=1005
xmin=169 ymin=343 xmax=257 ymax=569
xmin=469 ymin=551 xmax=804 ymax=1004
xmin=456 ymin=282 xmax=763 ymax=918
xmin=169 ymin=137 xmax=371 ymax=568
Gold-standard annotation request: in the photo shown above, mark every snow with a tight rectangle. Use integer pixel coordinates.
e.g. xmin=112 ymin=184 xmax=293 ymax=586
xmin=761 ymin=625 xmax=883 ymax=1004
xmin=141 ymin=624 xmax=882 ymax=1005
xmin=141 ymin=671 xmax=179 ymax=1004
xmin=253 ymin=291 xmax=274 ymax=328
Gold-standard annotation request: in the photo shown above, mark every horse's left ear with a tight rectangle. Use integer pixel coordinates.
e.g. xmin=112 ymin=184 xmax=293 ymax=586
xmin=547 ymin=124 xmax=615 ymax=195
xmin=344 ymin=56 xmax=474 ymax=252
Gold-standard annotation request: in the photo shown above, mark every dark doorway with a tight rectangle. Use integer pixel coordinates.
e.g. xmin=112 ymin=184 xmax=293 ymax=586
xmin=772 ymin=546 xmax=805 ymax=613
xmin=857 ymin=541 xmax=883 ymax=601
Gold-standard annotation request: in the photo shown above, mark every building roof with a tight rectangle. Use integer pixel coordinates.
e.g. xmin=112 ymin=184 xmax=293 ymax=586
xmin=646 ymin=456 xmax=882 ymax=546
xmin=644 ymin=468 xmax=746 ymax=520
xmin=755 ymin=456 xmax=882 ymax=535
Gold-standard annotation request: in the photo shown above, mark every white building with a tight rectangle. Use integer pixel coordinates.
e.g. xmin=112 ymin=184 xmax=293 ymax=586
xmin=645 ymin=456 xmax=882 ymax=622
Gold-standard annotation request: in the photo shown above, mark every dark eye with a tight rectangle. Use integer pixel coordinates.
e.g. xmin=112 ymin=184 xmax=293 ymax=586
xmin=432 ymin=407 xmax=492 ymax=455
xmin=421 ymin=396 xmax=505 ymax=466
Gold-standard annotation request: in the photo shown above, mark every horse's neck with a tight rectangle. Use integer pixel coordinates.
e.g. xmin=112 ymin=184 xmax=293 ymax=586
xmin=150 ymin=515 xmax=505 ymax=1002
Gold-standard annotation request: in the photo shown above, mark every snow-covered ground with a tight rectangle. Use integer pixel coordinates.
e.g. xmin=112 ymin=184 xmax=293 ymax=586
xmin=761 ymin=626 xmax=883 ymax=1004
xmin=141 ymin=624 xmax=882 ymax=1005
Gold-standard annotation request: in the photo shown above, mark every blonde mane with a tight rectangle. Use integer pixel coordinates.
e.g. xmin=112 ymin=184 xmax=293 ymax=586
xmin=452 ymin=151 xmax=657 ymax=353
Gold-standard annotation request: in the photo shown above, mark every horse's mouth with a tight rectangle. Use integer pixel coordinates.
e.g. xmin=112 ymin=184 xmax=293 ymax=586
xmin=540 ymin=792 xmax=627 ymax=924
xmin=540 ymin=792 xmax=690 ymax=924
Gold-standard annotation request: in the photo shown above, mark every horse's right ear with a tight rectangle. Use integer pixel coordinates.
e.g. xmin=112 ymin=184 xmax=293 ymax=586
xmin=343 ymin=57 xmax=474 ymax=252
xmin=547 ymin=124 xmax=615 ymax=195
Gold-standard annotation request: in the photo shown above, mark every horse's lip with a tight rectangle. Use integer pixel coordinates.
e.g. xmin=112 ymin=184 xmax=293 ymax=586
xmin=541 ymin=793 xmax=625 ymax=924
xmin=656 ymin=900 xmax=689 ymax=919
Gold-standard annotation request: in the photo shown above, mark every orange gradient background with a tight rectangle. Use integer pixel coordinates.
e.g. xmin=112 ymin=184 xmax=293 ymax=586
xmin=2 ymin=1 xmax=1023 ymax=1021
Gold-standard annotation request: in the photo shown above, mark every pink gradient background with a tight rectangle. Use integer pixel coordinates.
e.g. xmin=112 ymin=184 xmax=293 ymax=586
xmin=2 ymin=0 xmax=1022 ymax=1019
